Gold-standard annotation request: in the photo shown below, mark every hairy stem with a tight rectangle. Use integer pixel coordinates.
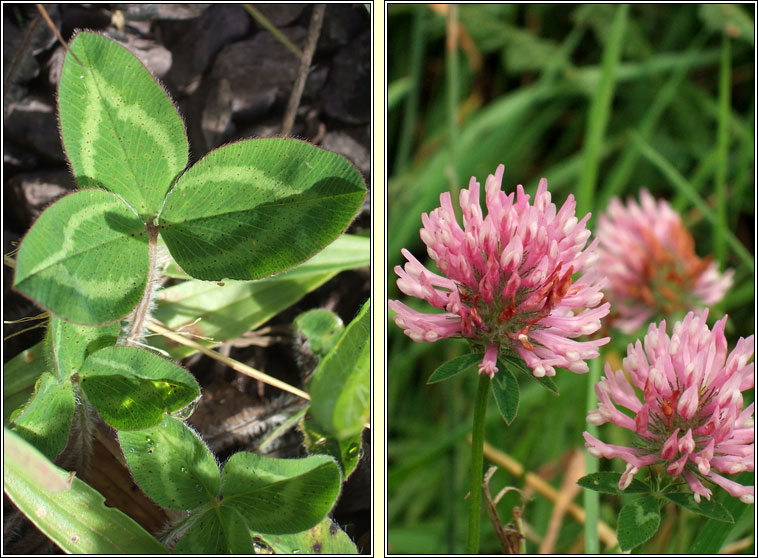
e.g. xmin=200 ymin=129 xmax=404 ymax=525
xmin=467 ymin=372 xmax=490 ymax=554
xmin=125 ymin=223 xmax=160 ymax=347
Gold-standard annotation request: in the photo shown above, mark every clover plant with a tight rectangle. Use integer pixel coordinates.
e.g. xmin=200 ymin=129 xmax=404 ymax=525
xmin=6 ymin=30 xmax=368 ymax=553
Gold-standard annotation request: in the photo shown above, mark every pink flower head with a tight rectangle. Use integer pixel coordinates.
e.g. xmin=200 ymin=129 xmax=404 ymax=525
xmin=597 ymin=190 xmax=733 ymax=334
xmin=388 ymin=164 xmax=610 ymax=378
xmin=584 ymin=310 xmax=754 ymax=504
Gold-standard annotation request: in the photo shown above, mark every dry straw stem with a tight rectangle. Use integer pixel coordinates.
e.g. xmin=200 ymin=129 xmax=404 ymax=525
xmin=539 ymin=449 xmax=585 ymax=554
xmin=146 ymin=319 xmax=310 ymax=401
xmin=476 ymin=438 xmax=618 ymax=550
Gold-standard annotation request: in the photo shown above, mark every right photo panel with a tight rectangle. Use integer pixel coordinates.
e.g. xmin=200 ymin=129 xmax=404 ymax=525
xmin=386 ymin=3 xmax=755 ymax=555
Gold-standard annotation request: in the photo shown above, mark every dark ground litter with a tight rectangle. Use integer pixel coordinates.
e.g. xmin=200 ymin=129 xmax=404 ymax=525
xmin=3 ymin=3 xmax=371 ymax=554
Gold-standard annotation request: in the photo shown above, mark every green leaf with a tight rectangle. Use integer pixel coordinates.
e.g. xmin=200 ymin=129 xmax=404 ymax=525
xmin=491 ymin=363 xmax=519 ymax=425
xmin=79 ymin=346 xmax=200 ymax=430
xmin=159 ymin=137 xmax=366 ymax=280
xmin=221 ymin=452 xmax=342 ymax=534
xmin=118 ymin=415 xmax=219 ymax=510
xmin=48 ymin=316 xmax=119 ymax=379
xmin=663 ymin=491 xmax=734 ymax=523
xmin=302 ymin=414 xmax=363 ymax=477
xmin=3 ymin=428 xmax=168 ymax=554
xmin=294 ymin=309 xmax=345 ymax=358
xmin=617 ymin=495 xmax=661 ymax=551
xmin=58 ymin=31 xmax=188 ymax=219
xmin=10 ymin=373 xmax=75 ymax=459
xmin=577 ymin=472 xmax=652 ymax=495
xmin=152 ymin=234 xmax=369 ymax=360
xmin=308 ymin=300 xmax=370 ymax=439
xmin=3 ymin=340 xmax=48 ymax=399
xmin=255 ymin=517 xmax=359 ymax=554
xmin=502 ymin=354 xmax=559 ymax=395
xmin=174 ymin=506 xmax=254 ymax=554
xmin=13 ymin=189 xmax=149 ymax=324
xmin=426 ymin=353 xmax=481 ymax=384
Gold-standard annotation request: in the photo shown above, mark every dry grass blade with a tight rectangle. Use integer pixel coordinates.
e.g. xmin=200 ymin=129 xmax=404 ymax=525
xmin=146 ymin=319 xmax=310 ymax=401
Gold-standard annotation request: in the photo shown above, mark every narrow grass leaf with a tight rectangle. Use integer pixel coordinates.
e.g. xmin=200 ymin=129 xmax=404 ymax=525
xmin=221 ymin=453 xmax=341 ymax=534
xmin=14 ymin=189 xmax=149 ymax=324
xmin=80 ymin=346 xmax=199 ymax=430
xmin=576 ymin=3 xmax=628 ymax=216
xmin=118 ymin=415 xmax=219 ymax=511
xmin=3 ymin=340 xmax=48 ymax=398
xmin=632 ymin=132 xmax=754 ymax=272
xmin=159 ymin=138 xmax=366 ymax=280
xmin=58 ymin=31 xmax=188 ymax=219
xmin=617 ymin=495 xmax=661 ymax=551
xmin=663 ymin=492 xmax=734 ymax=523
xmin=153 ymin=234 xmax=368 ymax=359
xmin=10 ymin=373 xmax=75 ymax=460
xmin=427 ymin=353 xmax=481 ymax=384
xmin=4 ymin=428 xmax=168 ymax=554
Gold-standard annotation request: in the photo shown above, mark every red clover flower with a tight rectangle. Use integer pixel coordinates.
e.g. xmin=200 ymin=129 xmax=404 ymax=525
xmin=583 ymin=310 xmax=754 ymax=503
xmin=597 ymin=190 xmax=733 ymax=334
xmin=389 ymin=165 xmax=610 ymax=378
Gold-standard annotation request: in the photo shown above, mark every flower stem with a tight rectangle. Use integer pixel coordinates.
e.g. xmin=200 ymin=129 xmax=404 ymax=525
xmin=468 ymin=372 xmax=490 ymax=554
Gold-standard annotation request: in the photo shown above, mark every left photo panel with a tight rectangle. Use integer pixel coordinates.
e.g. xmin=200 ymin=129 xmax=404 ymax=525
xmin=3 ymin=3 xmax=372 ymax=554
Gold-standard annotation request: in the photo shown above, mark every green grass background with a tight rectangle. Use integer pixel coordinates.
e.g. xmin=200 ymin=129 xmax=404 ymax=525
xmin=386 ymin=4 xmax=755 ymax=554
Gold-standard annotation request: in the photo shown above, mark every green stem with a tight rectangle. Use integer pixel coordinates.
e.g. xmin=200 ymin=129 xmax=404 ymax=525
xmin=124 ymin=223 xmax=160 ymax=347
xmin=467 ymin=373 xmax=490 ymax=554
xmin=583 ymin=356 xmax=602 ymax=553
xmin=715 ymin=33 xmax=730 ymax=264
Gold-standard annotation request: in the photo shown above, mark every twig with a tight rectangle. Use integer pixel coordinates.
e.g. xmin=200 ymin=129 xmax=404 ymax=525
xmin=474 ymin=437 xmax=619 ymax=550
xmin=3 ymin=9 xmax=41 ymax=109
xmin=146 ymin=319 xmax=311 ymax=401
xmin=36 ymin=4 xmax=84 ymax=68
xmin=281 ymin=4 xmax=325 ymax=136
xmin=483 ymin=466 xmax=525 ymax=554
xmin=241 ymin=4 xmax=303 ymax=59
